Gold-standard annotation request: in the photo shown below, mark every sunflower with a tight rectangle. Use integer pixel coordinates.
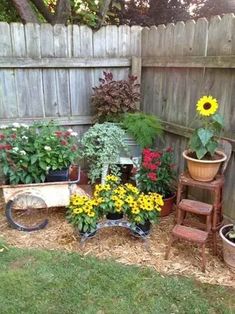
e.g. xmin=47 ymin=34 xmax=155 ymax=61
xmin=196 ymin=95 xmax=218 ymax=116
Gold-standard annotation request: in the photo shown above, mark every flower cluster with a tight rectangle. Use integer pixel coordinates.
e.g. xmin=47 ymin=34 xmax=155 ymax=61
xmin=67 ymin=194 xmax=99 ymax=233
xmin=189 ymin=95 xmax=224 ymax=159
xmin=0 ymin=122 xmax=80 ymax=184
xmin=137 ymin=147 xmax=176 ymax=198
xmin=67 ymin=175 xmax=163 ymax=232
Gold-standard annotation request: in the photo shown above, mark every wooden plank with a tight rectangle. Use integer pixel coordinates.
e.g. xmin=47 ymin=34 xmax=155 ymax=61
xmin=53 ymin=24 xmax=70 ymax=116
xmin=70 ymin=25 xmax=93 ymax=116
xmin=0 ymin=23 xmax=18 ymax=118
xmin=0 ymin=115 xmax=92 ymax=125
xmin=24 ymin=23 xmax=44 ymax=117
xmin=0 ymin=57 xmax=131 ymax=68
xmin=142 ymin=55 xmax=235 ymax=68
xmin=40 ymin=23 xmax=58 ymax=117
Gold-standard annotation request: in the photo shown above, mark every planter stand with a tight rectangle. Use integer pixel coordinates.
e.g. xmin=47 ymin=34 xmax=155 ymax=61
xmin=77 ymin=218 xmax=150 ymax=251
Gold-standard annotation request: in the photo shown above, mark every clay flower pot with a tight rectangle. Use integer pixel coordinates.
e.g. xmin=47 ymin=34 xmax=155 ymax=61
xmin=161 ymin=193 xmax=176 ymax=217
xmin=183 ymin=150 xmax=227 ymax=182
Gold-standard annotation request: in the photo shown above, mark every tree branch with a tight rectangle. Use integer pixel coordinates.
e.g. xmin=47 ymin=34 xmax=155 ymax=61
xmin=30 ymin=0 xmax=54 ymax=23
xmin=11 ymin=0 xmax=39 ymax=23
xmin=54 ymin=0 xmax=71 ymax=24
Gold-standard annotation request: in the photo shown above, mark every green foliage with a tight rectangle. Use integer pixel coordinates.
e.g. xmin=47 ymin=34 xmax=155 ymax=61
xmin=0 ymin=246 xmax=234 ymax=313
xmin=121 ymin=112 xmax=163 ymax=148
xmin=92 ymin=71 xmax=140 ymax=123
xmin=0 ymin=122 xmax=80 ymax=184
xmin=0 ymin=0 xmax=20 ymax=22
xmin=189 ymin=114 xmax=224 ymax=159
xmin=66 ymin=194 xmax=99 ymax=233
xmin=81 ymin=122 xmax=129 ymax=183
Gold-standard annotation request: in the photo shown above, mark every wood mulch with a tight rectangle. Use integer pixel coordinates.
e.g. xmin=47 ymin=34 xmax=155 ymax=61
xmin=0 ymin=198 xmax=234 ymax=288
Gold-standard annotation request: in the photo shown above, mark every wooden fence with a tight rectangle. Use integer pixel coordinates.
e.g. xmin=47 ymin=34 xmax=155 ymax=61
xmin=0 ymin=15 xmax=234 ymax=220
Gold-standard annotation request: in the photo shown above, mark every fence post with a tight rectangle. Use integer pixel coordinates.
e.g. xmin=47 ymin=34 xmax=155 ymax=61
xmin=131 ymin=56 xmax=142 ymax=110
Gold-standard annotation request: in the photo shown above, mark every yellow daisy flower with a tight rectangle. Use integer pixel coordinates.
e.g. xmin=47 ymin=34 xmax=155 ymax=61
xmin=196 ymin=95 xmax=218 ymax=116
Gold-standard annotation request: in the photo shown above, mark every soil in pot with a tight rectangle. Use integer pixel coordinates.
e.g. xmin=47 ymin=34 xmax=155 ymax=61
xmin=106 ymin=212 xmax=124 ymax=220
xmin=161 ymin=193 xmax=176 ymax=217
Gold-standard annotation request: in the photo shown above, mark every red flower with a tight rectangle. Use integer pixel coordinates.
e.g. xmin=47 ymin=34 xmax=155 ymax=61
xmin=71 ymin=144 xmax=77 ymax=152
xmin=147 ymin=172 xmax=157 ymax=181
xmin=0 ymin=144 xmax=11 ymax=150
xmin=166 ymin=146 xmax=173 ymax=152
xmin=60 ymin=140 xmax=67 ymax=146
xmin=64 ymin=131 xmax=71 ymax=137
xmin=11 ymin=134 xmax=16 ymax=139
xmin=55 ymin=131 xmax=63 ymax=138
xmin=0 ymin=134 xmax=5 ymax=140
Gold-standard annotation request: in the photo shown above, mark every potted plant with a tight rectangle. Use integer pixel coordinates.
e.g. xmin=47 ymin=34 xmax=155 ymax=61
xmin=183 ymin=95 xmax=226 ymax=181
xmin=219 ymin=224 xmax=235 ymax=270
xmin=136 ymin=147 xmax=176 ymax=217
xmin=66 ymin=194 xmax=99 ymax=236
xmin=0 ymin=122 xmax=80 ymax=184
xmin=93 ymin=174 xmax=124 ymax=220
xmin=121 ymin=112 xmax=163 ymax=149
xmin=91 ymin=71 xmax=140 ymax=123
xmin=123 ymin=184 xmax=163 ymax=235
xmin=80 ymin=122 xmax=129 ymax=183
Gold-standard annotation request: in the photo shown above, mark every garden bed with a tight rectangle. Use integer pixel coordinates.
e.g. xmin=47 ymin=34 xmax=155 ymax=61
xmin=0 ymin=194 xmax=234 ymax=287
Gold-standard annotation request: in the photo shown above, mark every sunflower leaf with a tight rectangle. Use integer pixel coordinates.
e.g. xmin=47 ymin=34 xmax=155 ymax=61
xmin=195 ymin=147 xmax=207 ymax=159
xmin=206 ymin=140 xmax=218 ymax=156
xmin=197 ymin=128 xmax=213 ymax=146
xmin=212 ymin=113 xmax=224 ymax=127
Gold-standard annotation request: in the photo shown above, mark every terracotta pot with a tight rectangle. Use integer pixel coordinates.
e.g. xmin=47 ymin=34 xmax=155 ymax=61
xmin=183 ymin=150 xmax=227 ymax=182
xmin=161 ymin=193 xmax=176 ymax=217
xmin=219 ymin=225 xmax=235 ymax=270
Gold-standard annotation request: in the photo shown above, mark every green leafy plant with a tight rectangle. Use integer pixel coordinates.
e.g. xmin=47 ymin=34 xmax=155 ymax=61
xmin=0 ymin=122 xmax=80 ymax=184
xmin=81 ymin=122 xmax=129 ymax=183
xmin=91 ymin=71 xmax=140 ymax=123
xmin=121 ymin=112 xmax=163 ymax=148
xmin=136 ymin=147 xmax=176 ymax=198
xmin=67 ymin=194 xmax=99 ymax=233
xmin=189 ymin=95 xmax=224 ymax=159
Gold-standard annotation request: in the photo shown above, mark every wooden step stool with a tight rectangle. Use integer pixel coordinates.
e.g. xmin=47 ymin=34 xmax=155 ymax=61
xmin=165 ymin=199 xmax=213 ymax=272
xmin=165 ymin=224 xmax=209 ymax=272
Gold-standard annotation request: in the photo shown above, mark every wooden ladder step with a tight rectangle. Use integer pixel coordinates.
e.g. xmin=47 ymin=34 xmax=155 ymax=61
xmin=172 ymin=225 xmax=208 ymax=244
xmin=178 ymin=199 xmax=213 ymax=216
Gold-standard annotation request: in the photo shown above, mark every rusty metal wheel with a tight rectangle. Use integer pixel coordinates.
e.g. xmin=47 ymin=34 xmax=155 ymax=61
xmin=5 ymin=194 xmax=48 ymax=231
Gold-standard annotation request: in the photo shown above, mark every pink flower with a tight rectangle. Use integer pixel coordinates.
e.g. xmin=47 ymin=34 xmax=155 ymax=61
xmin=60 ymin=140 xmax=67 ymax=146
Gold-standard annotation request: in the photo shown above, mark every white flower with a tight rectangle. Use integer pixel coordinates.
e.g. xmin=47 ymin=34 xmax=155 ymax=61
xmin=22 ymin=135 xmax=28 ymax=140
xmin=0 ymin=125 xmax=7 ymax=129
xmin=67 ymin=128 xmax=73 ymax=133
xmin=12 ymin=128 xmax=17 ymax=131
xmin=20 ymin=123 xmax=29 ymax=129
xmin=12 ymin=147 xmax=19 ymax=152
xmin=44 ymin=146 xmax=52 ymax=151
xmin=12 ymin=123 xmax=20 ymax=128
xmin=20 ymin=150 xmax=26 ymax=155
xmin=70 ymin=132 xmax=78 ymax=136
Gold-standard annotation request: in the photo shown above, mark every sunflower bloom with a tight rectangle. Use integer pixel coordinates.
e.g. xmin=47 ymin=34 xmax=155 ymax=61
xmin=196 ymin=95 xmax=218 ymax=116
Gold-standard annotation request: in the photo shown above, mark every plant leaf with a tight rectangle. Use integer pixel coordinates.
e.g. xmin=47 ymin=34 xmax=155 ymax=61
xmin=212 ymin=113 xmax=224 ymax=127
xmin=197 ymin=128 xmax=213 ymax=146
xmin=195 ymin=147 xmax=207 ymax=159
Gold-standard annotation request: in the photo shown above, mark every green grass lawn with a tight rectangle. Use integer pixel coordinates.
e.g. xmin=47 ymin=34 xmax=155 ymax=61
xmin=0 ymin=240 xmax=234 ymax=314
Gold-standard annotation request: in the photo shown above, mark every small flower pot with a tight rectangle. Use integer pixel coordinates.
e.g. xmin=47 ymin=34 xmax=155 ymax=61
xmin=106 ymin=212 xmax=124 ymax=220
xmin=46 ymin=168 xmax=69 ymax=182
xmin=219 ymin=224 xmax=235 ymax=270
xmin=161 ymin=193 xmax=176 ymax=217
